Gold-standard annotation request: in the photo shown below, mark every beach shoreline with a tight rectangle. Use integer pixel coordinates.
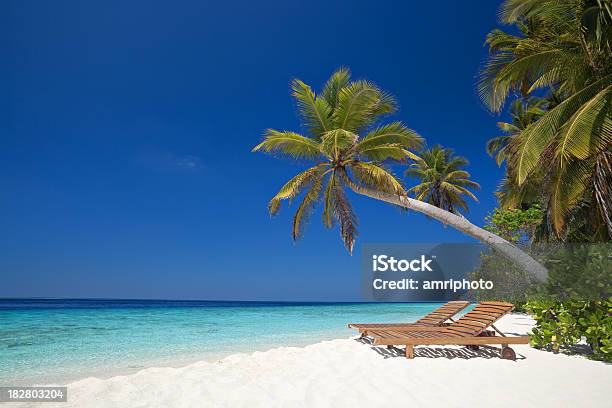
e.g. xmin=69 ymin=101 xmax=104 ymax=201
xmin=13 ymin=313 xmax=612 ymax=408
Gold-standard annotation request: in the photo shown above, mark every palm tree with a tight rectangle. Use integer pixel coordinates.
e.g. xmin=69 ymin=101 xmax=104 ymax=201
xmin=486 ymin=97 xmax=547 ymax=166
xmin=405 ymin=145 xmax=480 ymax=215
xmin=487 ymin=97 xmax=547 ymax=209
xmin=253 ymin=68 xmax=548 ymax=280
xmin=494 ymin=176 xmax=541 ymax=210
xmin=478 ymin=0 xmax=612 ymax=238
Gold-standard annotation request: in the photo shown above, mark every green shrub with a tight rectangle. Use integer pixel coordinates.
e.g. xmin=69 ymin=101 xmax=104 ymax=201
xmin=526 ymin=299 xmax=612 ymax=361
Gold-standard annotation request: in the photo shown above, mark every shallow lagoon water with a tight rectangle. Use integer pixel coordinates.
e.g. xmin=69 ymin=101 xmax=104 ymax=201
xmin=0 ymin=299 xmax=448 ymax=385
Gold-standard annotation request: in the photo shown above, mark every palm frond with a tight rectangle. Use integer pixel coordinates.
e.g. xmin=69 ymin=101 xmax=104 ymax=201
xmin=557 ymin=85 xmax=612 ymax=161
xmin=267 ymin=164 xmax=329 ymax=216
xmin=512 ymin=74 xmax=612 ymax=184
xmin=321 ymin=67 xmax=351 ymax=111
xmin=441 ymin=182 xmax=480 ymax=202
xmin=291 ymin=79 xmax=332 ymax=136
xmin=292 ymin=175 xmax=325 ymax=241
xmin=547 ymin=158 xmax=593 ymax=236
xmin=355 ymin=122 xmax=423 ymax=152
xmin=357 ymin=143 xmax=411 ymax=161
xmin=453 ymin=178 xmax=481 ymax=189
xmin=320 ymin=129 xmax=358 ymax=159
xmin=348 ymin=161 xmax=406 ymax=195
xmin=444 ymin=170 xmax=471 ymax=180
xmin=329 ymin=171 xmax=358 ymax=253
xmin=332 ymin=80 xmax=387 ymax=131
xmin=322 ymin=171 xmax=337 ymax=228
xmin=253 ymin=130 xmax=322 ymax=159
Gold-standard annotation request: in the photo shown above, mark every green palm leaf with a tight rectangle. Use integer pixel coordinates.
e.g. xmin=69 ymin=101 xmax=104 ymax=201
xmin=557 ymin=85 xmax=612 ymax=160
xmin=320 ymin=129 xmax=358 ymax=158
xmin=252 ymin=130 xmax=322 ymax=159
xmin=292 ymin=175 xmax=325 ymax=241
xmin=355 ymin=122 xmax=423 ymax=151
xmin=357 ymin=144 xmax=411 ymax=161
xmin=321 ymin=67 xmax=351 ymax=111
xmin=267 ymin=164 xmax=329 ymax=215
xmin=333 ymin=80 xmax=392 ymax=131
xmin=348 ymin=161 xmax=405 ymax=195
xmin=291 ymin=79 xmax=332 ymax=136
xmin=512 ymin=74 xmax=612 ymax=184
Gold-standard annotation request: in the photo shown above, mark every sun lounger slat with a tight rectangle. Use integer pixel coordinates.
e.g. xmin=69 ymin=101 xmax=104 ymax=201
xmin=465 ymin=307 xmax=511 ymax=315
xmin=443 ymin=324 xmax=482 ymax=334
xmin=348 ymin=301 xmax=470 ymax=334
xmin=443 ymin=327 xmax=480 ymax=336
xmin=461 ymin=313 xmax=497 ymax=322
xmin=460 ymin=316 xmax=494 ymax=325
xmin=479 ymin=301 xmax=516 ymax=307
xmin=461 ymin=316 xmax=501 ymax=324
xmin=450 ymin=320 xmax=486 ymax=329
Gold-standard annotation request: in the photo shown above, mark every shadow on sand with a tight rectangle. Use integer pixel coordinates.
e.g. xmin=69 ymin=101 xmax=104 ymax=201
xmin=354 ymin=336 xmax=526 ymax=361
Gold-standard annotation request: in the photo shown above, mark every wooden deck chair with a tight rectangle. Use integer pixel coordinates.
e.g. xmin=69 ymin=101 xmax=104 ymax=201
xmin=367 ymin=302 xmax=530 ymax=360
xmin=348 ymin=301 xmax=470 ymax=338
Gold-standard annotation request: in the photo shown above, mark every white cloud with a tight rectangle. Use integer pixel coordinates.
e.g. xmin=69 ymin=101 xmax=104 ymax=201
xmin=175 ymin=155 xmax=202 ymax=170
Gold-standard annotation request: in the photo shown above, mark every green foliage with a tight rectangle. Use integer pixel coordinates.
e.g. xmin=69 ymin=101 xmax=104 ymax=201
xmin=253 ymin=67 xmax=423 ymax=253
xmin=478 ymin=0 xmax=612 ymax=239
xmin=526 ymin=299 xmax=612 ymax=361
xmin=483 ymin=205 xmax=544 ymax=243
xmin=405 ymin=145 xmax=480 ymax=215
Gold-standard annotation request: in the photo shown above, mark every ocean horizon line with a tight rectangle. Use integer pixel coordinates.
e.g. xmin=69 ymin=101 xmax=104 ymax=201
xmin=0 ymin=297 xmax=449 ymax=304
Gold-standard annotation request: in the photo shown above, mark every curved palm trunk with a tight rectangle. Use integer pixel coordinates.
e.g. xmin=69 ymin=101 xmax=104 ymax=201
xmin=348 ymin=183 xmax=549 ymax=282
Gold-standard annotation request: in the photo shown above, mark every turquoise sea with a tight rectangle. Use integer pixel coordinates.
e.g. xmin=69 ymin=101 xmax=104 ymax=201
xmin=0 ymin=299 xmax=447 ymax=385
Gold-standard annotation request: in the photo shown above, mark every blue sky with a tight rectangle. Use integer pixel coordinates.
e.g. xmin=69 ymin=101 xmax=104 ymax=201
xmin=1 ymin=0 xmax=512 ymax=301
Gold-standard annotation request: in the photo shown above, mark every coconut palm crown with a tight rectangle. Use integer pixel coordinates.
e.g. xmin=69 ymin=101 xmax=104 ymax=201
xmin=487 ymin=97 xmax=547 ymax=209
xmin=252 ymin=68 xmax=423 ymax=253
xmin=405 ymin=145 xmax=480 ymax=215
xmin=486 ymin=96 xmax=547 ymax=167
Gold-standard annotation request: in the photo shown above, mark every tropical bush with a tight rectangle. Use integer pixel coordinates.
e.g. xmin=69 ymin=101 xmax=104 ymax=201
xmin=484 ymin=205 xmax=544 ymax=243
xmin=526 ymin=299 xmax=612 ymax=361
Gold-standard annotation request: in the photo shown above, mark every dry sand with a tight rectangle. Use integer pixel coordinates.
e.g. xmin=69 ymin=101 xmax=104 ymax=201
xmin=22 ymin=314 xmax=612 ymax=407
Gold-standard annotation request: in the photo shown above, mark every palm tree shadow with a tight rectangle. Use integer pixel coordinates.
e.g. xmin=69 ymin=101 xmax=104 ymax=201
xmin=355 ymin=337 xmax=526 ymax=360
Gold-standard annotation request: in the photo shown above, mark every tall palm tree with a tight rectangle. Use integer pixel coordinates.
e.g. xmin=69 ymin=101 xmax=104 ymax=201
xmin=486 ymin=97 xmax=547 ymax=166
xmin=253 ymin=68 xmax=548 ymax=280
xmin=494 ymin=176 xmax=541 ymax=210
xmin=405 ymin=145 xmax=480 ymax=215
xmin=478 ymin=0 xmax=612 ymax=238
xmin=487 ymin=97 xmax=547 ymax=209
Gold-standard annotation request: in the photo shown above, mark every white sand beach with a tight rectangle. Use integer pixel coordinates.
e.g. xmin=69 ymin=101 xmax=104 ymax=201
xmin=30 ymin=314 xmax=611 ymax=408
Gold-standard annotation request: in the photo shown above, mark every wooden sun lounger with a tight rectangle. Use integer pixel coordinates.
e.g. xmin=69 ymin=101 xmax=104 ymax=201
xmin=367 ymin=301 xmax=530 ymax=360
xmin=348 ymin=301 xmax=470 ymax=337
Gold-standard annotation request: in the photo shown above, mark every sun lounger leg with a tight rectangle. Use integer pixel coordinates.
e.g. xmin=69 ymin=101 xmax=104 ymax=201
xmin=405 ymin=345 xmax=414 ymax=359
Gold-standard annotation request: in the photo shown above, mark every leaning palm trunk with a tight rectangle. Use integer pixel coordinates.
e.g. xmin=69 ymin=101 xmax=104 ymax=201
xmin=256 ymin=68 xmax=550 ymax=283
xmin=347 ymin=181 xmax=549 ymax=282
